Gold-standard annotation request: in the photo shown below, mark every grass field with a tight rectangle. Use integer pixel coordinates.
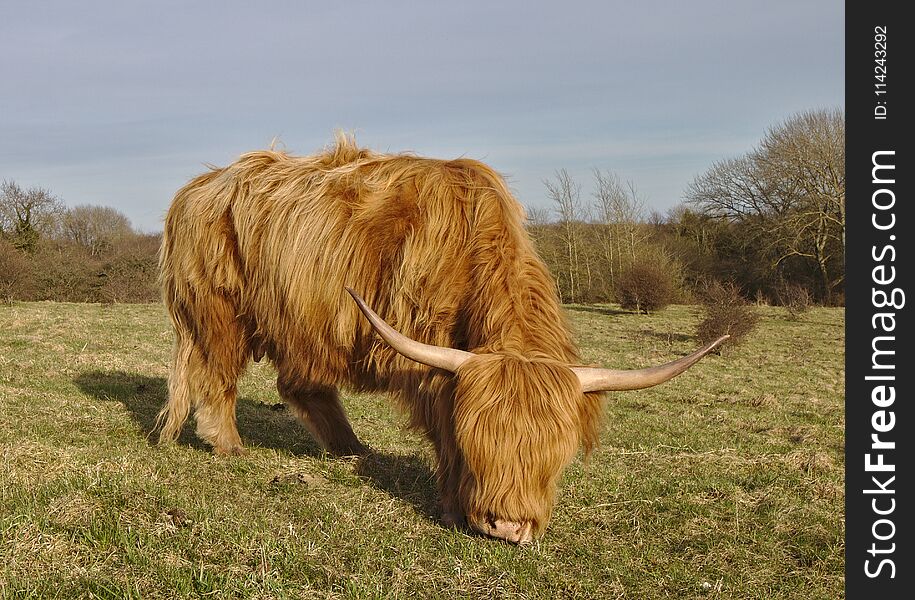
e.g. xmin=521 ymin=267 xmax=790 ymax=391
xmin=0 ymin=301 xmax=844 ymax=599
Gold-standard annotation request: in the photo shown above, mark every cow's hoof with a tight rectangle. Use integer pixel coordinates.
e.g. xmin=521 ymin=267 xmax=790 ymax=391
xmin=468 ymin=517 xmax=534 ymax=545
xmin=214 ymin=444 xmax=247 ymax=456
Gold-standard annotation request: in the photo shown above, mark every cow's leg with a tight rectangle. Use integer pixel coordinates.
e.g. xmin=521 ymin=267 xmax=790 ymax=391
xmin=192 ymin=355 xmax=246 ymax=456
xmin=431 ymin=428 xmax=466 ymax=527
xmin=278 ymin=378 xmax=368 ymax=457
xmin=193 ymin=302 xmax=249 ymax=455
xmin=416 ymin=379 xmax=465 ymax=527
xmin=159 ymin=295 xmax=249 ymax=455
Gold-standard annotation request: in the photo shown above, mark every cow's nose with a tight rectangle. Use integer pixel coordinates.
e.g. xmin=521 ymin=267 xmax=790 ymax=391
xmin=469 ymin=517 xmax=534 ymax=544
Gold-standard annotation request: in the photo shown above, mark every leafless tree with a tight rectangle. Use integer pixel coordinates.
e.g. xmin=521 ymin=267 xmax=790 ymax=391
xmin=759 ymin=108 xmax=845 ymax=295
xmin=686 ymin=108 xmax=845 ymax=301
xmin=60 ymin=205 xmax=134 ymax=256
xmin=524 ymin=205 xmax=551 ymax=228
xmin=544 ymin=169 xmax=583 ymax=302
xmin=591 ymin=169 xmax=646 ymax=286
xmin=0 ymin=180 xmax=64 ymax=250
xmin=685 ymin=155 xmax=785 ymax=220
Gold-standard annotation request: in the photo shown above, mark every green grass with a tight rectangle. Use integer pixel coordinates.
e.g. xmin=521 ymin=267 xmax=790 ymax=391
xmin=0 ymin=302 xmax=844 ymax=599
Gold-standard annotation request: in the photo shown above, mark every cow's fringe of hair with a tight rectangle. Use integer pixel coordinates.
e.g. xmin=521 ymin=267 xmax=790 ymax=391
xmin=454 ymin=353 xmax=602 ymax=534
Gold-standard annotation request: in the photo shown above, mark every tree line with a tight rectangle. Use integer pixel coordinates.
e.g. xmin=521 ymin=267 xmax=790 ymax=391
xmin=0 ymin=180 xmax=160 ymax=303
xmin=529 ymin=108 xmax=844 ymax=308
xmin=1 ymin=108 xmax=843 ymax=308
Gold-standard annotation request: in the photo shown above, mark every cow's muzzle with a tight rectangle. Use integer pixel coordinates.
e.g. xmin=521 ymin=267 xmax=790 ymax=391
xmin=468 ymin=516 xmax=534 ymax=544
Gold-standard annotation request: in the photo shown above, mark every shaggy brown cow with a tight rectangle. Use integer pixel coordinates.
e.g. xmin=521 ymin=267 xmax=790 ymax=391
xmin=158 ymin=134 xmax=726 ymax=543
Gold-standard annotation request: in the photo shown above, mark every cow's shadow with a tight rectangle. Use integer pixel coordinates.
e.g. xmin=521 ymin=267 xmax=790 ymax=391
xmin=73 ymin=370 xmax=442 ymax=523
xmin=354 ymin=452 xmax=440 ymax=521
xmin=74 ymin=370 xmax=324 ymax=456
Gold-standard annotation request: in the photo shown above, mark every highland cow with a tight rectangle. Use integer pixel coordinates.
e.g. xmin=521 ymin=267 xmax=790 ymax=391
xmin=158 ymin=135 xmax=726 ymax=543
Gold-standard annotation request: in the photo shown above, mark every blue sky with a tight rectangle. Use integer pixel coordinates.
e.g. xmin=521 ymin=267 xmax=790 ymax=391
xmin=0 ymin=1 xmax=844 ymax=231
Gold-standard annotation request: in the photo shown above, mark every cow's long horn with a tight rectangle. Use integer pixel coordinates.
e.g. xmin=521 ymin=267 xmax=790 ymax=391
xmin=570 ymin=336 xmax=729 ymax=392
xmin=346 ymin=287 xmax=474 ymax=373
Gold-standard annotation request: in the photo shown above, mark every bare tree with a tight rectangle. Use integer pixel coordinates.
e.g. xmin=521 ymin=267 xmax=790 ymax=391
xmin=758 ymin=108 xmax=845 ymax=297
xmin=685 ymin=155 xmax=784 ymax=221
xmin=524 ymin=205 xmax=551 ymax=228
xmin=524 ymin=205 xmax=565 ymax=294
xmin=60 ymin=205 xmax=134 ymax=256
xmin=0 ymin=180 xmax=64 ymax=251
xmin=686 ymin=108 xmax=845 ymax=301
xmin=591 ymin=169 xmax=646 ymax=287
xmin=544 ymin=170 xmax=583 ymax=302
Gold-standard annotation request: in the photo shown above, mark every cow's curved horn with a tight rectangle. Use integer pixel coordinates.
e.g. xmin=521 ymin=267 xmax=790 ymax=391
xmin=570 ymin=336 xmax=729 ymax=392
xmin=346 ymin=287 xmax=474 ymax=373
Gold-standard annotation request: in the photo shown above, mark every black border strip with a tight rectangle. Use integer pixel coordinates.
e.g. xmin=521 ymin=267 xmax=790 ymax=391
xmin=846 ymin=3 xmax=912 ymax=597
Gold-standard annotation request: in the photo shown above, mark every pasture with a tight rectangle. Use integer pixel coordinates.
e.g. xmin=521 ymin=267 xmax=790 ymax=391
xmin=0 ymin=301 xmax=844 ymax=598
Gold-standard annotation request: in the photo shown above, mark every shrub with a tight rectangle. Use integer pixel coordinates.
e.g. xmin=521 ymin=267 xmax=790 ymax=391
xmin=776 ymin=281 xmax=812 ymax=320
xmin=1 ymin=199 xmax=161 ymax=304
xmin=20 ymin=234 xmax=161 ymax=304
xmin=30 ymin=242 xmax=98 ymax=302
xmin=614 ymin=254 xmax=680 ymax=314
xmin=96 ymin=249 xmax=159 ymax=303
xmin=0 ymin=239 xmax=34 ymax=303
xmin=696 ymin=280 xmax=759 ymax=349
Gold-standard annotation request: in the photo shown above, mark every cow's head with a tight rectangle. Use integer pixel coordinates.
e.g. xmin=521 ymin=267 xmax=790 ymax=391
xmin=346 ymin=288 xmax=726 ymax=544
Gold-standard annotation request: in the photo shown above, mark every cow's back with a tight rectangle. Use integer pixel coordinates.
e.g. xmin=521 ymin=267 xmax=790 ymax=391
xmin=161 ymin=145 xmax=483 ymax=389
xmin=161 ymin=138 xmax=576 ymax=392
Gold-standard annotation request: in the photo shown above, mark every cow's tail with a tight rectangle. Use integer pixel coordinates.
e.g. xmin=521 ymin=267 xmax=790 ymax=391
xmin=155 ymin=185 xmax=199 ymax=445
xmin=156 ymin=327 xmax=194 ymax=444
